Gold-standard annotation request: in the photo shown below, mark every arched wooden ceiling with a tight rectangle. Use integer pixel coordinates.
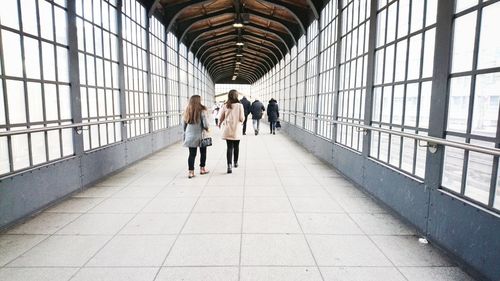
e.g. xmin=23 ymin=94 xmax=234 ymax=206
xmin=143 ymin=0 xmax=327 ymax=84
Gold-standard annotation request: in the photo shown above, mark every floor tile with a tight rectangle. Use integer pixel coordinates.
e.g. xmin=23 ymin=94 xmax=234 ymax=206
xmin=307 ymin=235 xmax=392 ymax=266
xmin=155 ymin=267 xmax=239 ymax=281
xmin=46 ymin=198 xmax=104 ymax=213
xmin=241 ymin=234 xmax=316 ymax=266
xmin=351 ymin=213 xmax=416 ymax=235
xmin=89 ymin=198 xmax=150 ymax=213
xmin=371 ymin=235 xmax=453 ymax=266
xmin=56 ymin=213 xmax=133 ymax=235
xmin=201 ymin=186 xmax=244 ymax=197
xmin=0 ymin=267 xmax=78 ymax=281
xmin=0 ymin=235 xmax=47 ymax=266
xmin=245 ymin=177 xmax=282 ymax=186
xmin=111 ymin=186 xmax=163 ymax=198
xmin=192 ymin=197 xmax=243 ymax=213
xmin=158 ymin=187 xmax=204 ymax=197
xmin=183 ymin=213 xmax=242 ymax=233
xmin=289 ymin=197 xmax=345 ymax=213
xmin=142 ymin=197 xmax=198 ymax=213
xmin=243 ymin=213 xmax=301 ymax=233
xmin=9 ymin=235 xmax=110 ymax=267
xmin=87 ymin=235 xmax=176 ymax=266
xmin=244 ymin=187 xmax=286 ymax=197
xmin=399 ymin=266 xmax=475 ymax=281
xmin=7 ymin=213 xmax=79 ymax=235
xmin=73 ymin=185 xmax=123 ymax=198
xmin=71 ymin=267 xmax=158 ymax=281
xmin=297 ymin=214 xmax=363 ymax=234
xmin=120 ymin=213 xmax=189 ymax=235
xmin=321 ymin=267 xmax=406 ymax=281
xmin=337 ymin=196 xmax=387 ymax=214
xmin=240 ymin=267 xmax=323 ymax=281
xmin=244 ymin=197 xmax=293 ymax=213
xmin=165 ymin=234 xmax=240 ymax=266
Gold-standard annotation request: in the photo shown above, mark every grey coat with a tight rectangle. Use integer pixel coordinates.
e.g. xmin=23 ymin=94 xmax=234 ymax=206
xmin=183 ymin=111 xmax=209 ymax=147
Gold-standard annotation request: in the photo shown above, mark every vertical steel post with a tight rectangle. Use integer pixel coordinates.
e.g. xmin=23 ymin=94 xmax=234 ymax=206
xmin=116 ymin=0 xmax=128 ymax=142
xmin=145 ymin=17 xmax=153 ymax=133
xmin=361 ymin=0 xmax=378 ymax=157
xmin=332 ymin=0 xmax=343 ymax=142
xmin=67 ymin=0 xmax=84 ymax=156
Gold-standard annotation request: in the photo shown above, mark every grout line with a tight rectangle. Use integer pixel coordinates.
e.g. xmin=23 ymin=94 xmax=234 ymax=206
xmin=64 ymin=157 xmax=184 ymax=280
xmin=237 ymin=134 xmax=248 ymax=281
xmin=262 ymin=132 xmax=327 ymax=281
xmin=151 ymin=126 xmax=226 ymax=281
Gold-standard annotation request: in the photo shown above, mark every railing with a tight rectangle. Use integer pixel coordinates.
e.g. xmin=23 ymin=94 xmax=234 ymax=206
xmin=0 ymin=113 xmax=183 ymax=137
xmin=282 ymin=111 xmax=500 ymax=157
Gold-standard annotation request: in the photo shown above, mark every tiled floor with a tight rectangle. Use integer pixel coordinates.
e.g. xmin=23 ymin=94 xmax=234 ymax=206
xmin=0 ymin=128 xmax=475 ymax=281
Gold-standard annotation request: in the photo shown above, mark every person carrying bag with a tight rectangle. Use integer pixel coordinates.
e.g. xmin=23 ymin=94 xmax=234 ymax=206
xmin=218 ymin=90 xmax=245 ymax=174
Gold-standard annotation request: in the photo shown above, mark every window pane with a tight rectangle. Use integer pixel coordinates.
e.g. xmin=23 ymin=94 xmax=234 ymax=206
xmin=442 ymin=136 xmax=465 ymax=193
xmin=455 ymin=0 xmax=478 ymax=13
xmin=11 ymin=134 xmax=30 ymax=170
xmin=2 ymin=30 xmax=23 ymax=77
xmin=27 ymin=82 xmax=44 ymax=122
xmin=44 ymin=84 xmax=59 ymax=121
xmin=465 ymin=140 xmax=494 ymax=204
xmin=0 ymin=137 xmax=10 ymax=174
xmin=0 ymin=0 xmax=19 ymax=29
xmin=447 ymin=77 xmax=471 ymax=133
xmin=31 ymin=130 xmax=46 ymax=165
xmin=21 ymin=0 xmax=38 ymax=35
xmin=54 ymin=7 xmax=68 ymax=44
xmin=42 ymin=43 xmax=56 ymax=81
xmin=477 ymin=2 xmax=500 ymax=69
xmin=24 ymin=37 xmax=41 ymax=79
xmin=451 ymin=12 xmax=477 ymax=73
xmin=471 ymin=73 xmax=500 ymax=137
xmin=39 ymin=0 xmax=54 ymax=41
xmin=7 ymin=80 xmax=26 ymax=124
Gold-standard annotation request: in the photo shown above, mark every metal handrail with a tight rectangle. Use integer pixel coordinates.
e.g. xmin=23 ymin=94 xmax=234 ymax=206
xmin=0 ymin=112 xmax=183 ymax=137
xmin=283 ymin=111 xmax=500 ymax=157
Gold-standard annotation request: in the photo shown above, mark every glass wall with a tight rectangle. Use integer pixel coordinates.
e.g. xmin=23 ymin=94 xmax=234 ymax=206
xmin=442 ymin=0 xmax=500 ymax=209
xmin=0 ymin=0 xmax=73 ymax=174
xmin=252 ymin=0 xmax=499 ymax=212
xmin=0 ymin=0 xmax=214 ymax=177
xmin=370 ymin=0 xmax=437 ymax=178
xmin=77 ymin=0 xmax=121 ymax=150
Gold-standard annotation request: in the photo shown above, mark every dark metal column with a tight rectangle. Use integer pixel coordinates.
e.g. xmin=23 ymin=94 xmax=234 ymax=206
xmin=424 ymin=0 xmax=454 ymax=194
xmin=145 ymin=18 xmax=153 ymax=133
xmin=313 ymin=20 xmax=321 ymax=135
xmin=116 ymin=0 xmax=128 ymax=143
xmin=332 ymin=1 xmax=343 ymax=142
xmin=67 ymin=0 xmax=83 ymax=156
xmin=361 ymin=0 xmax=379 ymax=156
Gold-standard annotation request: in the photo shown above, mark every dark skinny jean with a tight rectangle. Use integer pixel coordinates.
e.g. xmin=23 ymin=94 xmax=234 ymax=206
xmin=188 ymin=147 xmax=207 ymax=170
xmin=226 ymin=140 xmax=240 ymax=165
xmin=269 ymin=121 xmax=276 ymax=133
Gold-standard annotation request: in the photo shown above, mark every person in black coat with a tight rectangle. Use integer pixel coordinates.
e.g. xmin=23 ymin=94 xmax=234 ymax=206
xmin=267 ymin=98 xmax=279 ymax=135
xmin=240 ymin=96 xmax=251 ymax=135
xmin=250 ymin=99 xmax=265 ymax=135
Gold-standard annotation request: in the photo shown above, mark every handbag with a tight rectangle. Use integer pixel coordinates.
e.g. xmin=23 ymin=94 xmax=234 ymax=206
xmin=276 ymin=121 xmax=281 ymax=128
xmin=200 ymin=118 xmax=212 ymax=147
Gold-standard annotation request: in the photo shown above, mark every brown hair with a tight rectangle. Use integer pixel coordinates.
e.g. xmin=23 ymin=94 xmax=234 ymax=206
xmin=225 ymin=90 xmax=240 ymax=109
xmin=183 ymin=95 xmax=207 ymax=124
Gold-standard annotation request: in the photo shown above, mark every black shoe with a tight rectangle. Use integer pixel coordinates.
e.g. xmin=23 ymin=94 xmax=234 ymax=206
xmin=243 ymin=132 xmax=246 ymax=135
xmin=254 ymin=130 xmax=257 ymax=135
xmin=273 ymin=131 xmax=275 ymax=135
xmin=227 ymin=164 xmax=232 ymax=174
xmin=234 ymin=163 xmax=238 ymax=168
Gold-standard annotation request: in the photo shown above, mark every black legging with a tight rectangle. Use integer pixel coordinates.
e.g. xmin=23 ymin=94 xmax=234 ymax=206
xmin=188 ymin=147 xmax=207 ymax=170
xmin=226 ymin=140 xmax=240 ymax=165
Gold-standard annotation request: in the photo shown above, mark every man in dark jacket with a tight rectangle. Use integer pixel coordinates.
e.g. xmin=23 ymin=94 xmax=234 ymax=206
xmin=267 ymin=98 xmax=279 ymax=135
xmin=250 ymin=99 xmax=265 ymax=135
xmin=240 ymin=96 xmax=251 ymax=135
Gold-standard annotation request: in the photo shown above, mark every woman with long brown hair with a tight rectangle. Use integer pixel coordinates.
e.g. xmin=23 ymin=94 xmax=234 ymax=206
xmin=183 ymin=95 xmax=210 ymax=178
xmin=218 ymin=90 xmax=245 ymax=173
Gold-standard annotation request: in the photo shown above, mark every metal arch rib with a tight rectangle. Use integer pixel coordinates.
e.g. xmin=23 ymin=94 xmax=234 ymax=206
xmin=206 ymin=53 xmax=271 ymax=74
xmin=202 ymin=45 xmax=276 ymax=68
xmin=162 ymin=0 xmax=213 ymax=33
xmin=178 ymin=10 xmax=301 ymax=45
xmin=257 ymin=0 xmax=310 ymax=34
xmin=213 ymin=67 xmax=259 ymax=82
xmin=194 ymin=33 xmax=239 ymax=57
xmin=187 ymin=23 xmax=292 ymax=54
xmin=210 ymin=60 xmax=267 ymax=78
xmin=214 ymin=72 xmax=255 ymax=84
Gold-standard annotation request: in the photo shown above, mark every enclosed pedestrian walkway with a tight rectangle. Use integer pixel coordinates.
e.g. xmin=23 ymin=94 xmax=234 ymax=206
xmin=1 ymin=0 xmax=500 ymax=280
xmin=0 ymin=130 xmax=474 ymax=281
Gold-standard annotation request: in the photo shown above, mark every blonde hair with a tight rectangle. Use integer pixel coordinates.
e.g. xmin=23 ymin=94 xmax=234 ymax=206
xmin=183 ymin=95 xmax=207 ymax=124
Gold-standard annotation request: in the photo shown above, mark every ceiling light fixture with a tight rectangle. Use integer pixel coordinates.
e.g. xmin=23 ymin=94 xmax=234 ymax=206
xmin=232 ymin=75 xmax=237 ymax=80
xmin=236 ymin=53 xmax=243 ymax=57
xmin=236 ymin=61 xmax=241 ymax=65
xmin=233 ymin=22 xmax=244 ymax=28
xmin=236 ymin=41 xmax=244 ymax=46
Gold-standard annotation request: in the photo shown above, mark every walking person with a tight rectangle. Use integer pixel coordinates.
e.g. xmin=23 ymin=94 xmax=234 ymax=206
xmin=267 ymin=98 xmax=279 ymax=135
xmin=218 ymin=90 xmax=245 ymax=174
xmin=212 ymin=103 xmax=220 ymax=126
xmin=250 ymin=99 xmax=265 ymax=135
xmin=240 ymin=96 xmax=251 ymax=135
xmin=183 ymin=95 xmax=210 ymax=178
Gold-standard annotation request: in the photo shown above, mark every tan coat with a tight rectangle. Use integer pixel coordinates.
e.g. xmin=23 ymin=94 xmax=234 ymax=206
xmin=219 ymin=103 xmax=245 ymax=140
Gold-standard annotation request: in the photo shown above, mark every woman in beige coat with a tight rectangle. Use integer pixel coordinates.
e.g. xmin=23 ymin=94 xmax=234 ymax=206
xmin=218 ymin=90 xmax=245 ymax=173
